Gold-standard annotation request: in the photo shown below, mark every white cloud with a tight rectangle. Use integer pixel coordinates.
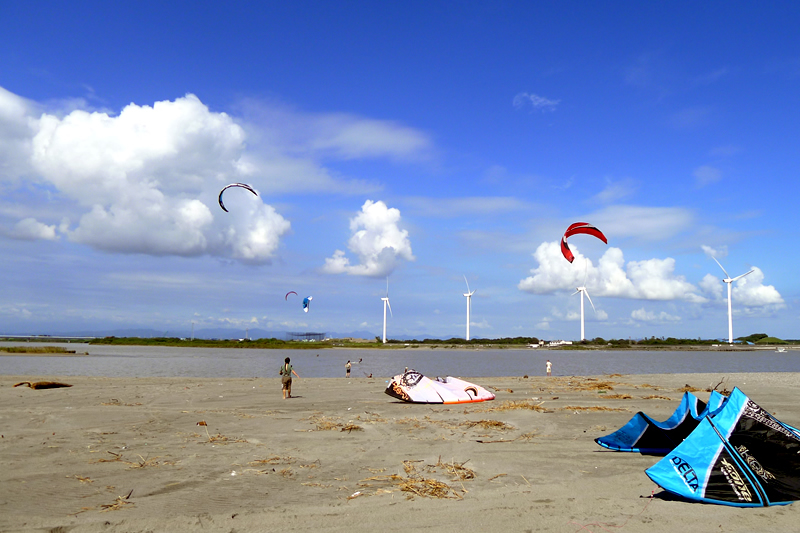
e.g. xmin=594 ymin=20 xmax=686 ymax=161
xmin=3 ymin=89 xmax=291 ymax=263
xmin=6 ymin=217 xmax=58 ymax=240
xmin=699 ymin=267 xmax=783 ymax=308
xmin=701 ymin=244 xmax=728 ymax=259
xmin=592 ymin=178 xmax=638 ymax=203
xmin=322 ymin=200 xmax=414 ymax=277
xmin=587 ymin=205 xmax=694 ymax=241
xmin=694 ymin=165 xmax=722 ymax=187
xmin=631 ymin=308 xmax=681 ymax=322
xmin=513 ymin=92 xmax=560 ymax=112
xmin=518 ymin=242 xmax=706 ymax=302
xmin=403 ymin=196 xmax=528 ymax=218
xmin=0 ymin=86 xmax=39 ymax=181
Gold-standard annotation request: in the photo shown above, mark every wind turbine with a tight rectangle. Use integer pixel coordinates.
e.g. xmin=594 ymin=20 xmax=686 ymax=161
xmin=712 ymin=257 xmax=754 ymax=344
xmin=381 ymin=277 xmax=393 ymax=344
xmin=463 ymin=276 xmax=475 ymax=341
xmin=571 ymin=263 xmax=596 ymax=341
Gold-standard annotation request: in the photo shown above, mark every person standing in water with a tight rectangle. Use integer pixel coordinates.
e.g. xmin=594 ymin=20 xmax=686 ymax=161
xmin=345 ymin=360 xmax=351 ymax=377
xmin=280 ymin=357 xmax=299 ymax=399
xmin=546 ymin=359 xmax=552 ymax=377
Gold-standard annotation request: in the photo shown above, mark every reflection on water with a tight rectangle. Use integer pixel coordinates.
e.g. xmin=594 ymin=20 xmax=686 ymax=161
xmin=2 ymin=342 xmax=799 ymax=378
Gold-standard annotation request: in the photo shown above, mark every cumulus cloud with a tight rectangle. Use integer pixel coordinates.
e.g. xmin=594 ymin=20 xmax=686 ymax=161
xmin=6 ymin=218 xmax=58 ymax=240
xmin=701 ymin=244 xmax=728 ymax=259
xmin=513 ymin=92 xmax=560 ymax=112
xmin=518 ymin=242 xmax=705 ymax=302
xmin=0 ymin=86 xmax=39 ymax=181
xmin=699 ymin=268 xmax=784 ymax=308
xmin=322 ymin=200 xmax=414 ymax=277
xmin=3 ymin=89 xmax=291 ymax=263
xmin=3 ymin=87 xmax=434 ymax=262
xmin=631 ymin=308 xmax=681 ymax=322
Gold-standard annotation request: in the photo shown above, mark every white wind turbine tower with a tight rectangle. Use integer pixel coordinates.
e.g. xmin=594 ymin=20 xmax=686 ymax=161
xmin=571 ymin=264 xmax=596 ymax=341
xmin=463 ymin=276 xmax=475 ymax=341
xmin=712 ymin=257 xmax=754 ymax=344
xmin=381 ymin=277 xmax=393 ymax=344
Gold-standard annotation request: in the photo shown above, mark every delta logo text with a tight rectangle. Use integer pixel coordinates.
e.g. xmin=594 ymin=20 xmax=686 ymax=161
xmin=670 ymin=455 xmax=699 ymax=492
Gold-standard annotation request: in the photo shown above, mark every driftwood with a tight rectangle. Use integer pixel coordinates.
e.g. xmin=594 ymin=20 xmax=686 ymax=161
xmin=13 ymin=381 xmax=73 ymax=389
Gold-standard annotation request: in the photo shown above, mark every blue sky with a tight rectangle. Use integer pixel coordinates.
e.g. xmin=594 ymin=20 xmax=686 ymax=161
xmin=1 ymin=1 xmax=797 ymax=340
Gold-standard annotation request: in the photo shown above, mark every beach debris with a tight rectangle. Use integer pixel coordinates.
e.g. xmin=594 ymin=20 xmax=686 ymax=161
xmin=100 ymin=489 xmax=134 ymax=512
xmin=563 ymin=406 xmax=629 ymax=413
xmin=477 ymin=400 xmax=550 ymax=413
xmin=13 ymin=381 xmax=72 ymax=389
xmin=355 ymin=458 xmax=475 ymax=500
xmin=709 ymin=377 xmax=731 ymax=395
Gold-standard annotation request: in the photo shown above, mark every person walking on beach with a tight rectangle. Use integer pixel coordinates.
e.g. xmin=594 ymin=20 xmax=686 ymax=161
xmin=280 ymin=357 xmax=299 ymax=399
xmin=345 ymin=360 xmax=351 ymax=377
xmin=546 ymin=359 xmax=552 ymax=377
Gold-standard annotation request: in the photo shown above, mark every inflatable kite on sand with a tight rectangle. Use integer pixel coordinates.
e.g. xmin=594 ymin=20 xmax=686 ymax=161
xmin=595 ymin=391 xmax=727 ymax=454
xmin=646 ymin=388 xmax=800 ymax=506
xmin=385 ymin=369 xmax=495 ymax=404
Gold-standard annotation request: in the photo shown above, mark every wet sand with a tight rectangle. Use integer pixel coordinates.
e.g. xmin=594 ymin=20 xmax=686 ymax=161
xmin=1 ymin=372 xmax=798 ymax=532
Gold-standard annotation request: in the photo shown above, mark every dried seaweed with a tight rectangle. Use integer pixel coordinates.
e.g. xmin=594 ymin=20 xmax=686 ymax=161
xmin=562 ymin=405 xmax=629 ymax=412
xmin=477 ymin=400 xmax=551 ymax=413
xmin=100 ymin=489 xmax=134 ymax=512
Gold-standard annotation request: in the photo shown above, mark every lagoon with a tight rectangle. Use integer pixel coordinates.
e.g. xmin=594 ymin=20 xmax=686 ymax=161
xmin=1 ymin=342 xmax=798 ymax=379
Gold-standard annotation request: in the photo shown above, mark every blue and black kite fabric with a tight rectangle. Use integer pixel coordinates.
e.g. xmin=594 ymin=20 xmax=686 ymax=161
xmin=595 ymin=391 xmax=726 ymax=454
xmin=645 ymin=388 xmax=800 ymax=507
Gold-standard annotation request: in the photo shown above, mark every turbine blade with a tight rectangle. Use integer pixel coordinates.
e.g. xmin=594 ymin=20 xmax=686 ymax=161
xmin=732 ymin=269 xmax=755 ymax=282
xmin=712 ymin=256 xmax=730 ymax=278
xmin=463 ymin=275 xmax=470 ymax=294
xmin=584 ymin=290 xmax=597 ymax=313
xmin=387 ymin=299 xmax=393 ymax=317
xmin=386 ymin=276 xmax=389 ymax=297
xmin=571 ymin=289 xmax=580 ymax=296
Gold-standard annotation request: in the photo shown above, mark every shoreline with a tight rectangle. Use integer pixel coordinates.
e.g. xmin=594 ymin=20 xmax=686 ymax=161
xmin=2 ymin=372 xmax=799 ymax=532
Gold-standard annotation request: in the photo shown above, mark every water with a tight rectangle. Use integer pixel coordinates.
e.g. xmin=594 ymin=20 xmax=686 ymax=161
xmin=2 ymin=342 xmax=799 ymax=378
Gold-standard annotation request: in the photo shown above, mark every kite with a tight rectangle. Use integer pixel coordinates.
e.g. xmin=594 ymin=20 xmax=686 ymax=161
xmin=285 ymin=291 xmax=297 ymax=301
xmin=302 ymin=296 xmax=312 ymax=313
xmin=595 ymin=391 xmax=727 ymax=454
xmin=561 ymin=222 xmax=607 ymax=263
xmin=218 ymin=183 xmax=258 ymax=212
xmin=645 ymin=388 xmax=800 ymax=506
xmin=385 ymin=369 xmax=495 ymax=404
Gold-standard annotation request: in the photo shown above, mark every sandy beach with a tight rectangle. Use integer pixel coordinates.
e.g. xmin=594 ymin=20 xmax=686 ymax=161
xmin=1 ymin=372 xmax=798 ymax=532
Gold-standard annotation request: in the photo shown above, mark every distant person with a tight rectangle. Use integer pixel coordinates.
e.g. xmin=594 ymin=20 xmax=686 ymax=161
xmin=358 ymin=358 xmax=362 ymax=363
xmin=280 ymin=357 xmax=299 ymax=399
xmin=546 ymin=360 xmax=552 ymax=377
xmin=345 ymin=360 xmax=351 ymax=377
